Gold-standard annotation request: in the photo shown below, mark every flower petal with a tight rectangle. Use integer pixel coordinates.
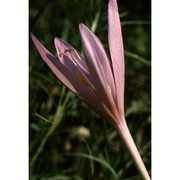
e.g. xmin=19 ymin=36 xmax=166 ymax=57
xmin=108 ymin=0 xmax=125 ymax=114
xmin=31 ymin=33 xmax=92 ymax=98
xmin=31 ymin=33 xmax=77 ymax=93
xmin=79 ymin=24 xmax=117 ymax=114
xmin=54 ymin=38 xmax=99 ymax=92
xmin=31 ymin=33 xmax=116 ymax=122
xmin=54 ymin=37 xmax=89 ymax=74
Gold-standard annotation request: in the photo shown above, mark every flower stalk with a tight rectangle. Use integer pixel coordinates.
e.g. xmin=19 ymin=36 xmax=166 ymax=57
xmin=116 ymin=118 xmax=150 ymax=180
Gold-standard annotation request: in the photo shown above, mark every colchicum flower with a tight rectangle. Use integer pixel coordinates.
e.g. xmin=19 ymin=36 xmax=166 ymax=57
xmin=31 ymin=0 xmax=150 ymax=179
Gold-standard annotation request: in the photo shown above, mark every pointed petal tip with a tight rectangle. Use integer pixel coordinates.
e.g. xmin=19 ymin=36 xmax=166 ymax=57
xmin=79 ymin=23 xmax=93 ymax=39
xmin=30 ymin=32 xmax=42 ymax=48
xmin=54 ymin=37 xmax=60 ymax=44
xmin=79 ymin=23 xmax=89 ymax=32
xmin=79 ymin=23 xmax=84 ymax=29
xmin=54 ymin=37 xmax=70 ymax=47
xmin=30 ymin=32 xmax=40 ymax=48
xmin=54 ymin=37 xmax=59 ymax=49
xmin=30 ymin=32 xmax=34 ymax=37
xmin=30 ymin=32 xmax=40 ymax=44
xmin=30 ymin=32 xmax=36 ymax=42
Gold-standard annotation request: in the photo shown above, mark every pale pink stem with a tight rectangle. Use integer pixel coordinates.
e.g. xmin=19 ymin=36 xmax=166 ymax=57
xmin=117 ymin=118 xmax=151 ymax=180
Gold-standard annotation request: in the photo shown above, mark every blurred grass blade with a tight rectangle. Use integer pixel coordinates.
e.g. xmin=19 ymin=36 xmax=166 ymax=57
xmin=30 ymin=105 xmax=64 ymax=172
xmin=84 ymin=141 xmax=94 ymax=175
xmin=121 ymin=20 xmax=150 ymax=26
xmin=34 ymin=112 xmax=52 ymax=123
xmin=30 ymin=91 xmax=72 ymax=173
xmin=91 ymin=10 xmax=101 ymax=33
xmin=125 ymin=51 xmax=151 ymax=66
xmin=41 ymin=174 xmax=84 ymax=180
xmin=62 ymin=152 xmax=118 ymax=180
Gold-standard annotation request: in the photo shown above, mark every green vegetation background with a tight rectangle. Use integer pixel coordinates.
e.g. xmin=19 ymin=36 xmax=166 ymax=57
xmin=29 ymin=0 xmax=151 ymax=179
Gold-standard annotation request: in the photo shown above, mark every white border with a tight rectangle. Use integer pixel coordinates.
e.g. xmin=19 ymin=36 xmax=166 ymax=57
xmin=0 ymin=0 xmax=28 ymax=179
xmin=152 ymin=0 xmax=180 ymax=179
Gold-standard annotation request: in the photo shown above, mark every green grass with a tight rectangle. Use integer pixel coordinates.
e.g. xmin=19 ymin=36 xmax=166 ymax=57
xmin=29 ymin=0 xmax=151 ymax=179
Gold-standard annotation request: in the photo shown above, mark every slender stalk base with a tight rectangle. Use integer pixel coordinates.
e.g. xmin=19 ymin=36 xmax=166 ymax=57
xmin=116 ymin=118 xmax=151 ymax=180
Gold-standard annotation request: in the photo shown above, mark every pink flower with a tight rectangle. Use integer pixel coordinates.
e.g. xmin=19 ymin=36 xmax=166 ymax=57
xmin=31 ymin=0 xmax=124 ymax=130
xmin=31 ymin=0 xmax=150 ymax=179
